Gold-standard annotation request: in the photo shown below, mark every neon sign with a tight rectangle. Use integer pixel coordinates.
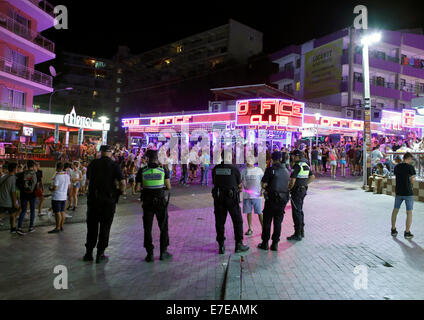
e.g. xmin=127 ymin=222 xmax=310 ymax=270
xmin=381 ymin=111 xmax=402 ymax=131
xmin=122 ymin=119 xmax=140 ymax=127
xmin=402 ymin=109 xmax=415 ymax=128
xmin=236 ymin=99 xmax=304 ymax=127
xmin=150 ymin=115 xmax=193 ymax=126
xmin=319 ymin=117 xmax=364 ymax=130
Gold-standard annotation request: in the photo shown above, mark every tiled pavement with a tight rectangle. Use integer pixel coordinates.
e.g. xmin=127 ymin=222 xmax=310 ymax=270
xmin=1 ymin=175 xmax=424 ymax=300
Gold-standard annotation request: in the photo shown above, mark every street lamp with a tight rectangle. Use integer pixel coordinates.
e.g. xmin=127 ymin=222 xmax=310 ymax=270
xmin=49 ymin=87 xmax=73 ymax=114
xmin=99 ymin=116 xmax=109 ymax=145
xmin=360 ymin=31 xmax=381 ymax=188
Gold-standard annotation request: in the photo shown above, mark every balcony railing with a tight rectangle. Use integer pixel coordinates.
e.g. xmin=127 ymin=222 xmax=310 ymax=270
xmin=0 ymin=56 xmax=52 ymax=87
xmin=27 ymin=0 xmax=55 ymax=18
xmin=0 ymin=102 xmax=26 ymax=111
xmin=0 ymin=11 xmax=55 ymax=52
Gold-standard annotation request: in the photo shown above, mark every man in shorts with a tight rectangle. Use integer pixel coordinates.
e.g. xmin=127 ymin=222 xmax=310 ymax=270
xmin=391 ymin=152 xmax=416 ymax=239
xmin=241 ymin=157 xmax=264 ymax=236
xmin=48 ymin=162 xmax=71 ymax=234
xmin=0 ymin=163 xmax=19 ymax=233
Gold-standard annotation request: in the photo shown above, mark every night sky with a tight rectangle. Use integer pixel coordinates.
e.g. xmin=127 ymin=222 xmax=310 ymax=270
xmin=44 ymin=0 xmax=424 ymax=59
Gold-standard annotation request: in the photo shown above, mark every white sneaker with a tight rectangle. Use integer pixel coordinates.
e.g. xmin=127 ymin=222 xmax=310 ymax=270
xmin=65 ymin=214 xmax=72 ymax=218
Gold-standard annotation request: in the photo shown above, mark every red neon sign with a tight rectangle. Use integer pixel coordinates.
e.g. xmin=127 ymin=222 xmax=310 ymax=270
xmin=402 ymin=109 xmax=415 ymax=128
xmin=122 ymin=119 xmax=140 ymax=127
xmin=236 ymin=99 xmax=304 ymax=127
xmin=319 ymin=117 xmax=364 ymax=130
xmin=150 ymin=115 xmax=193 ymax=126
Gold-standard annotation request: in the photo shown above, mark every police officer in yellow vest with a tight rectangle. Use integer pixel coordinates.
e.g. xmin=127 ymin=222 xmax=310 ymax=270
xmin=287 ymin=150 xmax=315 ymax=241
xmin=136 ymin=149 xmax=172 ymax=262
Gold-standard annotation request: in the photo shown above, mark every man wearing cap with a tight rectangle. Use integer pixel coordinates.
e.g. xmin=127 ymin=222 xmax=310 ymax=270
xmin=212 ymin=152 xmax=249 ymax=254
xmin=287 ymin=150 xmax=315 ymax=241
xmin=136 ymin=149 xmax=172 ymax=262
xmin=258 ymin=151 xmax=290 ymax=251
xmin=83 ymin=145 xmax=126 ymax=263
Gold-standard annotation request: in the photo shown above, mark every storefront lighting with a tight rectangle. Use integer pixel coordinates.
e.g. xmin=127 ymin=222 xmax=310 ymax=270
xmin=314 ymin=113 xmax=321 ymax=121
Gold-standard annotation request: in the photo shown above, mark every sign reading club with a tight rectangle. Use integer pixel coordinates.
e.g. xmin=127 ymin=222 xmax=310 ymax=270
xmin=236 ymin=99 xmax=304 ymax=127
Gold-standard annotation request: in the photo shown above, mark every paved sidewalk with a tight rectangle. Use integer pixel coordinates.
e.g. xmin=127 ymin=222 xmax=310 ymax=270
xmin=1 ymin=176 xmax=424 ymax=300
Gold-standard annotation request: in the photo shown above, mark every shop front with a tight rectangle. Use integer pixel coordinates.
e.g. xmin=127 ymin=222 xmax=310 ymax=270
xmin=0 ymin=107 xmax=110 ymax=161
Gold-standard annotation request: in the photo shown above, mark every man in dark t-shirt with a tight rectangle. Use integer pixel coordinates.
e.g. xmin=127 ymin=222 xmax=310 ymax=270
xmin=391 ymin=152 xmax=416 ymax=239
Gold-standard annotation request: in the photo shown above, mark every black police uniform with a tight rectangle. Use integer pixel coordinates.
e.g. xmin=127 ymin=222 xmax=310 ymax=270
xmin=212 ymin=162 xmax=248 ymax=253
xmin=288 ymin=157 xmax=313 ymax=240
xmin=135 ymin=163 xmax=170 ymax=259
xmin=85 ymin=155 xmax=124 ymax=260
xmin=260 ymin=162 xmax=290 ymax=248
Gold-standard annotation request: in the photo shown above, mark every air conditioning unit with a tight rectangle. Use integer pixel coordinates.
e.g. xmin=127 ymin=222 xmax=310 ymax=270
xmin=343 ymin=108 xmax=355 ymax=119
xmin=209 ymin=101 xmax=224 ymax=112
xmin=372 ymin=109 xmax=381 ymax=121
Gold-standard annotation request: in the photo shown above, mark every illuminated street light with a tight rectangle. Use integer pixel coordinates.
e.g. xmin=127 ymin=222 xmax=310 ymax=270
xmin=360 ymin=31 xmax=381 ymax=188
xmin=360 ymin=32 xmax=381 ymax=46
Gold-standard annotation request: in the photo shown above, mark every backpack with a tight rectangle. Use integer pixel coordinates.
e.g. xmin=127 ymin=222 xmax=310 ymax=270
xmin=18 ymin=170 xmax=37 ymax=194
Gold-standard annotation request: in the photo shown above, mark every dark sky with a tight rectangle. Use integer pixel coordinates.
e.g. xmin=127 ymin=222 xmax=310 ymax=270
xmin=44 ymin=0 xmax=424 ymax=59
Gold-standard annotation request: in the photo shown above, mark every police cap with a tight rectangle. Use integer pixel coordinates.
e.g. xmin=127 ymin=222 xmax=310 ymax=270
xmin=145 ymin=149 xmax=158 ymax=162
xmin=292 ymin=149 xmax=303 ymax=157
xmin=100 ymin=145 xmax=113 ymax=152
xmin=271 ymin=151 xmax=282 ymax=161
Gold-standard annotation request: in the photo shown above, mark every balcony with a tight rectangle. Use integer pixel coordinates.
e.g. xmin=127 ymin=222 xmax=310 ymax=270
xmin=402 ymin=64 xmax=424 ymax=80
xmin=0 ymin=56 xmax=53 ymax=95
xmin=352 ymin=52 xmax=400 ymax=73
xmin=0 ymin=12 xmax=55 ymax=63
xmin=353 ymin=78 xmax=401 ymax=100
xmin=270 ymin=68 xmax=295 ymax=83
xmin=10 ymin=0 xmax=56 ymax=32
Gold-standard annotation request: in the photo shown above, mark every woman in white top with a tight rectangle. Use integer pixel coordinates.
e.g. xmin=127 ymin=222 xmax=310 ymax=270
xmin=69 ymin=161 xmax=82 ymax=211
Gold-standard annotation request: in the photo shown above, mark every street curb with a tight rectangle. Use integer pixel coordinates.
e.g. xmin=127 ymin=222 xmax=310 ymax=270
xmin=223 ymin=254 xmax=242 ymax=300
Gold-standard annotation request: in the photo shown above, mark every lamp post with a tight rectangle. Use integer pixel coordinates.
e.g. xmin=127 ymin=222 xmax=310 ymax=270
xmin=49 ymin=87 xmax=73 ymax=114
xmin=99 ymin=116 xmax=109 ymax=145
xmin=360 ymin=32 xmax=381 ymax=188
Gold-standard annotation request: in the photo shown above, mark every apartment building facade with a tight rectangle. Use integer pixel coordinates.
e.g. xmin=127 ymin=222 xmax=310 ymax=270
xmin=34 ymin=51 xmax=116 ymax=119
xmin=109 ymin=19 xmax=266 ymax=143
xmin=0 ymin=0 xmax=55 ymax=112
xmin=270 ymin=28 xmax=424 ymax=121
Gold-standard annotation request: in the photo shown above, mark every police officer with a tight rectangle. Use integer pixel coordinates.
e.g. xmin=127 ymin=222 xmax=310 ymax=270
xmin=136 ymin=149 xmax=172 ymax=262
xmin=287 ymin=150 xmax=315 ymax=241
xmin=212 ymin=152 xmax=249 ymax=254
xmin=83 ymin=145 xmax=126 ymax=263
xmin=258 ymin=151 xmax=290 ymax=251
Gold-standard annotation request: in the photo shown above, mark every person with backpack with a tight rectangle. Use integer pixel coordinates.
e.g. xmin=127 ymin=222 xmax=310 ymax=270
xmin=0 ymin=163 xmax=20 ymax=233
xmin=16 ymin=160 xmax=38 ymax=235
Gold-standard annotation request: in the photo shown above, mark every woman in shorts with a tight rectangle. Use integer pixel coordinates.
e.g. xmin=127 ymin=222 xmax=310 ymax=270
xmin=127 ymin=161 xmax=137 ymax=195
xmin=329 ymin=149 xmax=338 ymax=179
xmin=339 ymin=147 xmax=347 ymax=177
xmin=69 ymin=161 xmax=82 ymax=211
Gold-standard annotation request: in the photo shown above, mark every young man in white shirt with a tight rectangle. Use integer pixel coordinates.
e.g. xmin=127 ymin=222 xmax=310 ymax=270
xmin=241 ymin=157 xmax=264 ymax=236
xmin=48 ymin=162 xmax=71 ymax=234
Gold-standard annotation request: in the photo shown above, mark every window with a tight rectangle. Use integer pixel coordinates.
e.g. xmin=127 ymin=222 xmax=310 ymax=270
xmin=115 ymin=107 xmax=120 ymax=113
xmin=177 ymin=45 xmax=183 ymax=53
xmin=117 ymin=78 xmax=122 ymax=84
xmin=114 ymin=117 xmax=119 ymax=122
xmin=115 ymin=97 xmax=120 ymax=103
xmin=249 ymin=35 xmax=254 ymax=41
xmin=284 ymin=62 xmax=294 ymax=71
xmin=117 ymin=68 xmax=122 ymax=74
xmin=93 ymin=90 xmax=98 ymax=97
xmin=283 ymin=83 xmax=293 ymax=94
xmin=400 ymin=78 xmax=406 ymax=88
xmin=6 ymin=48 xmax=28 ymax=67
xmin=296 ymin=59 xmax=301 ymax=69
xmin=116 ymin=88 xmax=121 ymax=93
xmin=95 ymin=61 xmax=106 ymax=69
xmin=7 ymin=89 xmax=26 ymax=108
xmin=114 ymin=127 xmax=118 ymax=132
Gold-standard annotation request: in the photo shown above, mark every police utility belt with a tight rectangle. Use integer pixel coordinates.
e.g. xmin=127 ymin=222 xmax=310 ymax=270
xmin=265 ymin=190 xmax=288 ymax=202
xmin=212 ymin=187 xmax=238 ymax=200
